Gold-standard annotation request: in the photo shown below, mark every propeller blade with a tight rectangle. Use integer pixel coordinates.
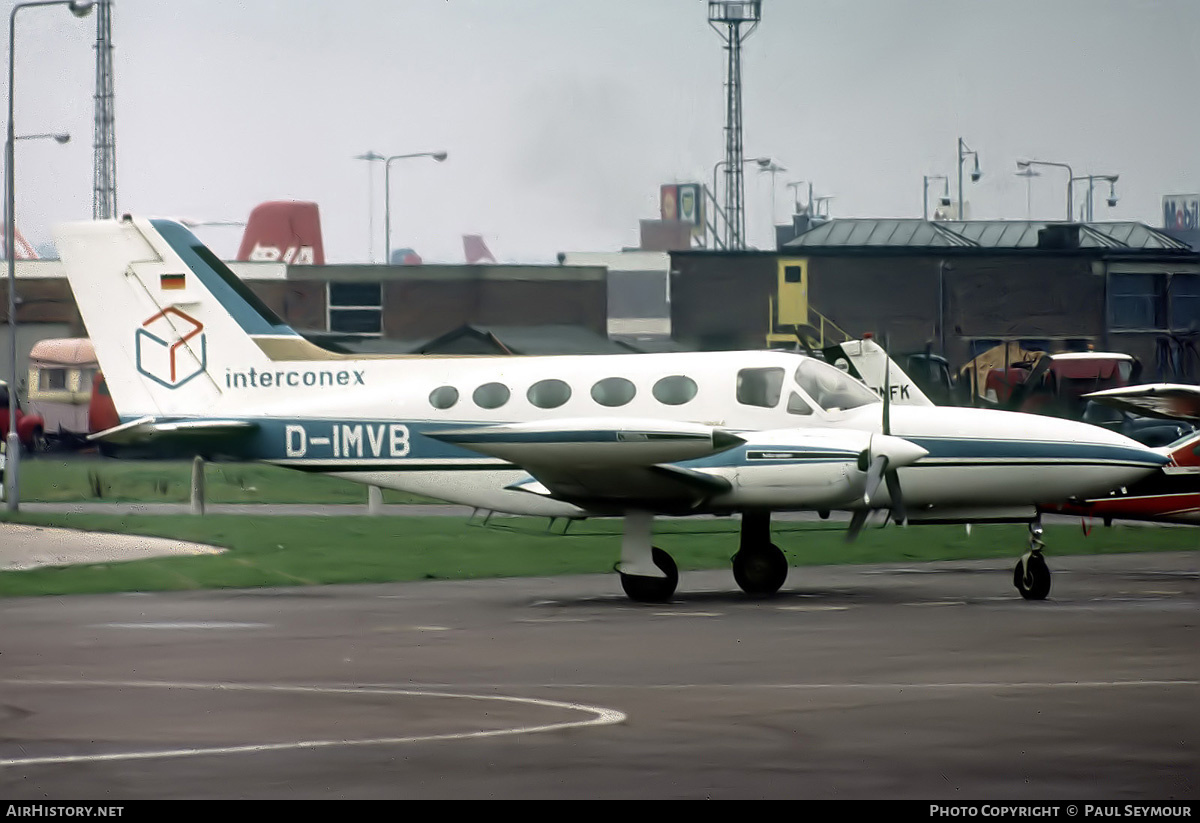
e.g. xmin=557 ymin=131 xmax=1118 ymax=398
xmin=862 ymin=453 xmax=888 ymax=506
xmin=882 ymin=337 xmax=892 ymax=436
xmin=885 ymin=468 xmax=907 ymax=525
xmin=846 ymin=509 xmax=870 ymax=543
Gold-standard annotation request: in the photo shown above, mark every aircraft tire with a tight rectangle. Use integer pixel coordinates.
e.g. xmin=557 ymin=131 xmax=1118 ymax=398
xmin=619 ymin=547 xmax=678 ymax=604
xmin=733 ymin=542 xmax=789 ymax=597
xmin=1013 ymin=553 xmax=1051 ymax=601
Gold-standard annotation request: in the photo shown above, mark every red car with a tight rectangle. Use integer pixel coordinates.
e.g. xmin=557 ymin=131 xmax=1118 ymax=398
xmin=0 ymin=380 xmax=48 ymax=453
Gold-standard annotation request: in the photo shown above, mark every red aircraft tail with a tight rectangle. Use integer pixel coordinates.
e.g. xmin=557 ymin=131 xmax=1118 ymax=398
xmin=1163 ymin=430 xmax=1200 ymax=470
xmin=236 ymin=201 xmax=325 ymax=265
xmin=463 ymin=234 xmax=496 ymax=264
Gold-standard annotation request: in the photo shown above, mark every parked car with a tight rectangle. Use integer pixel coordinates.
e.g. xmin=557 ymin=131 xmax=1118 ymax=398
xmin=0 ymin=379 xmax=48 ymax=453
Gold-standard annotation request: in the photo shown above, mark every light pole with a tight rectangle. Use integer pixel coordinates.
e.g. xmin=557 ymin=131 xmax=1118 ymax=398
xmin=757 ymin=159 xmax=786 ymax=236
xmin=1014 ymin=165 xmax=1040 ymax=219
xmin=711 ymin=155 xmax=771 ymax=205
xmin=354 ymin=150 xmax=383 ymax=263
xmin=1070 ymin=174 xmax=1119 ymax=222
xmin=956 ymin=137 xmax=981 ymax=221
xmin=786 ymin=180 xmax=809 ymax=214
xmin=383 ymin=151 xmax=446 ymax=265
xmin=1017 ymin=159 xmax=1074 ymax=220
xmin=923 ymin=174 xmax=949 ymax=220
xmin=712 ymin=155 xmax=771 ymax=247
xmin=6 ymin=0 xmax=93 ymax=512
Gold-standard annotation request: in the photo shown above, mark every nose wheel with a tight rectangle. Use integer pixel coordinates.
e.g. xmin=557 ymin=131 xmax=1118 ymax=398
xmin=1013 ymin=522 xmax=1051 ymax=600
xmin=619 ymin=546 xmax=678 ymax=603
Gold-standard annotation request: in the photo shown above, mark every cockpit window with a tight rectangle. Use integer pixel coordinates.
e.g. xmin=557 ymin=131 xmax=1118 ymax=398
xmin=736 ymin=367 xmax=784 ymax=408
xmin=786 ymin=392 xmax=813 ymax=415
xmin=794 ymin=359 xmax=879 ymax=412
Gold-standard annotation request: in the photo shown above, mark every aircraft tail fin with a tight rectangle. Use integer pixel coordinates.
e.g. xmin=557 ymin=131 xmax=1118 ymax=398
xmin=53 ymin=216 xmax=302 ymax=421
xmin=1161 ymin=429 xmax=1200 ymax=470
xmin=824 ymin=338 xmax=935 ymax=406
xmin=463 ymin=234 xmax=496 ymax=264
xmin=236 ymin=200 xmax=325 ymax=264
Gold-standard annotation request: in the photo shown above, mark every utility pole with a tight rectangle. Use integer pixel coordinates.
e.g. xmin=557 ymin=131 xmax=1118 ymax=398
xmin=708 ymin=1 xmax=760 ymax=250
xmin=92 ymin=0 xmax=116 ymax=219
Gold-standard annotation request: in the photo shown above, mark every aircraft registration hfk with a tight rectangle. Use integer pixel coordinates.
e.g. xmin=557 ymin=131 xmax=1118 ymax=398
xmin=53 ymin=216 xmax=1173 ymax=603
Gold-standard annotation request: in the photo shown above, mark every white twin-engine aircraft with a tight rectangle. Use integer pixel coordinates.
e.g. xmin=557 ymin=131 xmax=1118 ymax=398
xmin=53 ymin=216 xmax=1169 ymax=603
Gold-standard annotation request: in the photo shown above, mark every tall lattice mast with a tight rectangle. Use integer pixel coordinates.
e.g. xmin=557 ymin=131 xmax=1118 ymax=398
xmin=92 ymin=0 xmax=116 ymax=219
xmin=708 ymin=1 xmax=760 ymax=251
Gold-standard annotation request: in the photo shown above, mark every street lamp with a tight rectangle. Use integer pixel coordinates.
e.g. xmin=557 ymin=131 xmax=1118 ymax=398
xmin=1014 ymin=165 xmax=1041 ymax=219
xmin=711 ymin=155 xmax=771 ymax=206
xmin=353 ymin=150 xmax=384 ymax=263
xmin=17 ymin=132 xmax=69 ymax=144
xmin=383 ymin=151 xmax=447 ymax=265
xmin=1017 ymin=159 xmax=1074 ymax=220
xmin=956 ymin=137 xmax=981 ymax=220
xmin=1070 ymin=174 xmax=1119 ymax=222
xmin=923 ymin=174 xmax=949 ymax=220
xmin=6 ymin=0 xmax=93 ymax=512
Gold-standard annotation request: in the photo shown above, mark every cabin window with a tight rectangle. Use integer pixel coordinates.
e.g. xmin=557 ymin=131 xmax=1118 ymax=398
xmin=736 ymin=367 xmax=784 ymax=408
xmin=528 ymin=379 xmax=571 ymax=409
xmin=473 ymin=382 xmax=511 ymax=409
xmin=328 ymin=281 xmax=383 ymax=336
xmin=794 ymin=359 xmax=879 ymax=412
xmin=652 ymin=375 xmax=697 ymax=406
xmin=429 ymin=386 xmax=459 ymax=409
xmin=786 ymin=392 xmax=813 ymax=415
xmin=591 ymin=377 xmax=636 ymax=407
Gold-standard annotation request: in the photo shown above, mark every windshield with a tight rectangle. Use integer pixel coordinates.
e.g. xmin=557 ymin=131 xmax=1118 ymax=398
xmin=794 ymin=359 xmax=880 ymax=412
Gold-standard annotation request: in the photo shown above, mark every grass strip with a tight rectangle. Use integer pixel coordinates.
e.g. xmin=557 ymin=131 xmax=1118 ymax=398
xmin=1 ymin=512 xmax=1195 ymax=598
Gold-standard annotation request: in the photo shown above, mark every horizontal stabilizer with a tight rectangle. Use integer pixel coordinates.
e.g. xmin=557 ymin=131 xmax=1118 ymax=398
xmin=88 ymin=417 xmax=258 ymax=445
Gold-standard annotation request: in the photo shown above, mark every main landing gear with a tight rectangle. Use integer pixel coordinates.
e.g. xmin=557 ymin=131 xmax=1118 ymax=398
xmin=732 ymin=511 xmax=789 ymax=597
xmin=615 ymin=510 xmax=789 ymax=603
xmin=1013 ymin=521 xmax=1051 ymax=600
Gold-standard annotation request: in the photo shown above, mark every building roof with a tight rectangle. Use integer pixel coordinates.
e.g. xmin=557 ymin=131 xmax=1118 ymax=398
xmin=785 ymin=219 xmax=1192 ymax=252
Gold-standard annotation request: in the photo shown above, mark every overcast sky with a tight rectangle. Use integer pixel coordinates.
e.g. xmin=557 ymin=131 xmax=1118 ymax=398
xmin=8 ymin=0 xmax=1200 ymax=263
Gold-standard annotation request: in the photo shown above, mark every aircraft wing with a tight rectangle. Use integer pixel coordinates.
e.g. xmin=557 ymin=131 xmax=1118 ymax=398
xmin=89 ymin=416 xmax=259 ymax=445
xmin=1084 ymin=384 xmax=1200 ymax=423
xmin=428 ymin=418 xmax=742 ymax=508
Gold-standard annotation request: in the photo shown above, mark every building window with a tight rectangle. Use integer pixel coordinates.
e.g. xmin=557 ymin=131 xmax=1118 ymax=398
xmin=1169 ymin=274 xmax=1200 ymax=331
xmin=1109 ymin=272 xmax=1165 ymax=330
xmin=328 ymin=281 xmax=382 ymax=336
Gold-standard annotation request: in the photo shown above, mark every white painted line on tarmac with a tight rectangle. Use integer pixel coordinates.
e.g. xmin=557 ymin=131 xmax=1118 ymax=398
xmin=94 ymin=622 xmax=270 ymax=630
xmin=0 ymin=679 xmax=626 ymax=768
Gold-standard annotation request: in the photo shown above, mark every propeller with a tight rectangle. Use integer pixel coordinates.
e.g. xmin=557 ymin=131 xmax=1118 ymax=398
xmin=846 ymin=335 xmax=924 ymax=541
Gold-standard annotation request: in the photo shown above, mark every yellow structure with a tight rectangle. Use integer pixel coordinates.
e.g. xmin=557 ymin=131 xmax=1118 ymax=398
xmin=767 ymin=257 xmax=851 ymax=348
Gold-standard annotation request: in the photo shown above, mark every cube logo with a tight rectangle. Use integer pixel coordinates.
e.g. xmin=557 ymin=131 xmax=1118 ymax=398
xmin=135 ymin=307 xmax=207 ymax=388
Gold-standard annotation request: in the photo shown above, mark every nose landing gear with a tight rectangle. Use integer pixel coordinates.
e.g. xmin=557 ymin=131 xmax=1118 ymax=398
xmin=1013 ymin=521 xmax=1051 ymax=600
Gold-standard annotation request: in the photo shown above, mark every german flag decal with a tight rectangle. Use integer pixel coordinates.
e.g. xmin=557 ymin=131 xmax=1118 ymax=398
xmin=161 ymin=273 xmax=186 ymax=290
